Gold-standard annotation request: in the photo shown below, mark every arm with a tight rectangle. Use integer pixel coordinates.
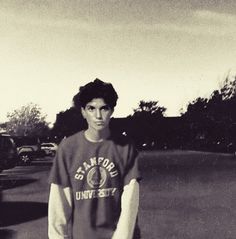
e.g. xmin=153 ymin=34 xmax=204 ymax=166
xmin=112 ymin=179 xmax=139 ymax=239
xmin=48 ymin=183 xmax=73 ymax=239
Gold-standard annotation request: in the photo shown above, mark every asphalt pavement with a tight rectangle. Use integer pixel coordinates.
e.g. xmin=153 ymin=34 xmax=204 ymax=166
xmin=0 ymin=158 xmax=53 ymax=239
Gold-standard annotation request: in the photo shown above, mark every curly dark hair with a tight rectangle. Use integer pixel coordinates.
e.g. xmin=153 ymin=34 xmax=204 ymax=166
xmin=73 ymin=79 xmax=118 ymax=109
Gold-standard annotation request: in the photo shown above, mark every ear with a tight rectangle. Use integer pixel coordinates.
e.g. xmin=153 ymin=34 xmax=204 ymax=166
xmin=81 ymin=107 xmax=86 ymax=119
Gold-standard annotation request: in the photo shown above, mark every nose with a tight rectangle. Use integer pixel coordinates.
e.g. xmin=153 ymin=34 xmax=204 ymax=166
xmin=95 ymin=109 xmax=102 ymax=119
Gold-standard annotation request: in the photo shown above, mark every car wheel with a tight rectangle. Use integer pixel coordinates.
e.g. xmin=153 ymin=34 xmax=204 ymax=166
xmin=50 ymin=151 xmax=56 ymax=157
xmin=19 ymin=154 xmax=31 ymax=165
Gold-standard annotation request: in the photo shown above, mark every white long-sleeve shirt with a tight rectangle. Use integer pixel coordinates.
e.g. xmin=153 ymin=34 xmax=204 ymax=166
xmin=48 ymin=179 xmax=139 ymax=239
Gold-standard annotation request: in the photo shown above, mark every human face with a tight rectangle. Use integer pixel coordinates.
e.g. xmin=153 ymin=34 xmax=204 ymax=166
xmin=81 ymin=98 xmax=113 ymax=132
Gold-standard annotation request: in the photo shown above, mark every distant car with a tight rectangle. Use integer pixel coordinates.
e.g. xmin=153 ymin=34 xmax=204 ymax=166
xmin=13 ymin=136 xmax=45 ymax=165
xmin=17 ymin=146 xmax=37 ymax=165
xmin=41 ymin=143 xmax=58 ymax=156
xmin=0 ymin=134 xmax=18 ymax=172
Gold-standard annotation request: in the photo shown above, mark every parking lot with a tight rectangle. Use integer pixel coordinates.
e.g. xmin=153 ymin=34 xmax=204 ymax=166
xmin=0 ymin=158 xmax=52 ymax=239
xmin=1 ymin=151 xmax=236 ymax=239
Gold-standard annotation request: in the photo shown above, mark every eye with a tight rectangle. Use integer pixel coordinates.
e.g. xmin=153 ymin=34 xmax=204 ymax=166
xmin=86 ymin=105 xmax=95 ymax=112
xmin=101 ymin=105 xmax=110 ymax=111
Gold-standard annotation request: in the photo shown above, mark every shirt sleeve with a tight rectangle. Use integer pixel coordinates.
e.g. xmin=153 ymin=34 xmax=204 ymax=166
xmin=123 ymin=144 xmax=141 ymax=186
xmin=48 ymin=142 xmax=71 ymax=188
xmin=112 ymin=179 xmax=139 ymax=239
xmin=48 ymin=183 xmax=73 ymax=239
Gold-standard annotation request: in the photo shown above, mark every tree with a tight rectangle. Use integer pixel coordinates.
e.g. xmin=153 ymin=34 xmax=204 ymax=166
xmin=129 ymin=101 xmax=166 ymax=148
xmin=51 ymin=107 xmax=86 ymax=139
xmin=181 ymin=97 xmax=213 ymax=149
xmin=181 ymin=97 xmax=208 ymax=119
xmin=216 ymin=75 xmax=236 ymax=147
xmin=132 ymin=100 xmax=166 ymax=118
xmin=219 ymin=74 xmax=236 ymax=100
xmin=181 ymin=74 xmax=236 ymax=152
xmin=6 ymin=103 xmax=50 ymax=137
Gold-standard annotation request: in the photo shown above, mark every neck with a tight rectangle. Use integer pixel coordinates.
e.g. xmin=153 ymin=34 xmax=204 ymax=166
xmin=85 ymin=128 xmax=110 ymax=142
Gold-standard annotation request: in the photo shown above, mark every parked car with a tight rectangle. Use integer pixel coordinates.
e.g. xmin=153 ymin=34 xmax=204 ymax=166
xmin=16 ymin=146 xmax=37 ymax=165
xmin=41 ymin=143 xmax=58 ymax=157
xmin=0 ymin=134 xmax=18 ymax=172
xmin=13 ymin=136 xmax=45 ymax=165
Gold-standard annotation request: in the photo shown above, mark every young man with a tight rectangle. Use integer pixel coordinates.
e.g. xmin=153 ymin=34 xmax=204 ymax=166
xmin=48 ymin=79 xmax=141 ymax=239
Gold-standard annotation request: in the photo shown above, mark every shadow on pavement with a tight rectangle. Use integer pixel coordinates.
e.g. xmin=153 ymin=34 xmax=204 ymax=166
xmin=0 ymin=178 xmax=37 ymax=190
xmin=0 ymin=201 xmax=48 ymax=227
xmin=31 ymin=159 xmax=53 ymax=166
xmin=0 ymin=229 xmax=17 ymax=239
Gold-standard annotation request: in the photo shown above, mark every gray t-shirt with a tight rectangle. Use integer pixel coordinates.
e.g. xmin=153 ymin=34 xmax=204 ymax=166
xmin=49 ymin=130 xmax=141 ymax=239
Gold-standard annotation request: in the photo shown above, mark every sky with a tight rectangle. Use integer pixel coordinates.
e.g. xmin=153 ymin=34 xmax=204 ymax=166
xmin=0 ymin=0 xmax=236 ymax=125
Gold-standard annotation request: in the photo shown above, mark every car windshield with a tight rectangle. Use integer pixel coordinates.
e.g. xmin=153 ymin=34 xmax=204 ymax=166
xmin=13 ymin=137 xmax=40 ymax=147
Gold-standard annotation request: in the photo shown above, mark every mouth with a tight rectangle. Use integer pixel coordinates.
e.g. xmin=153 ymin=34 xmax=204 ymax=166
xmin=95 ymin=121 xmax=104 ymax=125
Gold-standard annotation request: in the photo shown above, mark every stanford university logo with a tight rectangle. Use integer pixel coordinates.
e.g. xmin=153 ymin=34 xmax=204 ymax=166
xmin=87 ymin=166 xmax=107 ymax=188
